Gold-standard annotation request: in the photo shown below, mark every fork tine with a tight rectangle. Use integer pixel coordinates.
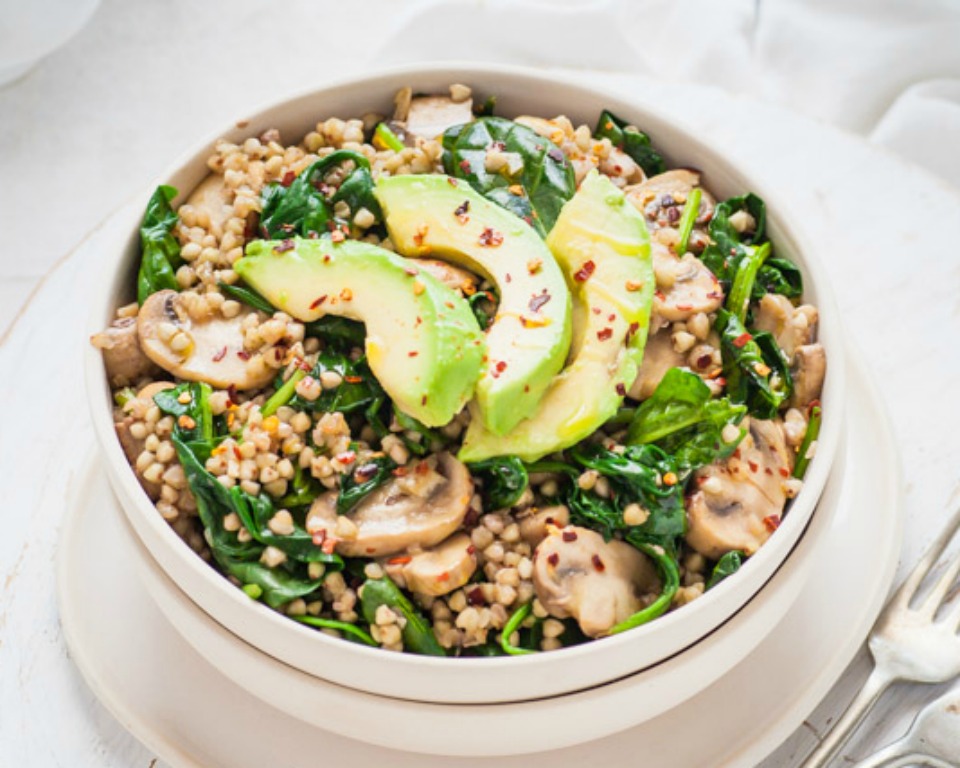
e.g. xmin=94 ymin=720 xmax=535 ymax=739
xmin=941 ymin=592 xmax=960 ymax=632
xmin=918 ymin=556 xmax=960 ymax=618
xmin=889 ymin=501 xmax=960 ymax=610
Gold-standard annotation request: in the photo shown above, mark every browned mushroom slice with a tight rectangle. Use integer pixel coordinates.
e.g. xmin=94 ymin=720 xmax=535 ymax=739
xmin=114 ymin=381 xmax=175 ymax=500
xmin=185 ymin=173 xmax=233 ymax=237
xmin=91 ymin=315 xmax=159 ymax=386
xmin=307 ymin=453 xmax=473 ymax=558
xmin=652 ymin=244 xmax=724 ymax=322
xmin=407 ymin=258 xmax=478 ymax=295
xmin=753 ymin=293 xmax=819 ymax=360
xmin=518 ymin=505 xmax=570 ymax=548
xmin=383 ymin=532 xmax=477 ymax=597
xmin=403 ymin=95 xmax=474 ymax=140
xmin=789 ymin=344 xmax=826 ymax=408
xmin=628 ymin=326 xmax=687 ymax=400
xmin=533 ymin=525 xmax=660 ymax=638
xmin=625 ymin=169 xmax=716 ymax=232
xmin=137 ymin=290 xmax=273 ymax=390
xmin=685 ymin=418 xmax=793 ymax=560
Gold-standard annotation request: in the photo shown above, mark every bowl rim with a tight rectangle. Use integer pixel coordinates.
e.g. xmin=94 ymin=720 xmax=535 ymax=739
xmin=84 ymin=61 xmax=845 ymax=683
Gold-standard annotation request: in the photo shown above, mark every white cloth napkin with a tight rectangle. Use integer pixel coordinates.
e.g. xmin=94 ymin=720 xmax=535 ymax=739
xmin=377 ymin=0 xmax=960 ymax=189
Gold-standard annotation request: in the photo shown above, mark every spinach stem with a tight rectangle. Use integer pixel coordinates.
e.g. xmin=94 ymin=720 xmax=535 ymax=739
xmin=262 ymin=367 xmax=307 ymax=417
xmin=293 ymin=615 xmax=378 ymax=647
xmin=727 ymin=241 xmax=771 ymax=322
xmin=793 ymin=404 xmax=822 ymax=479
xmin=500 ymin=601 xmax=536 ymax=655
xmin=608 ymin=545 xmax=680 ymax=634
xmin=675 ymin=187 xmax=702 ymax=256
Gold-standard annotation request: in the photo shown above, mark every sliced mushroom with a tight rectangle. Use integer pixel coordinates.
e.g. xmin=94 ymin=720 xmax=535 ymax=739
xmin=407 ymin=258 xmax=478 ymax=295
xmin=789 ymin=344 xmax=826 ymax=408
xmin=185 ymin=173 xmax=233 ymax=237
xmin=625 ymin=169 xmax=716 ymax=232
xmin=753 ymin=293 xmax=819 ymax=360
xmin=114 ymin=381 xmax=175 ymax=500
xmin=383 ymin=532 xmax=477 ymax=597
xmin=91 ymin=315 xmax=159 ymax=386
xmin=307 ymin=453 xmax=473 ymax=558
xmin=137 ymin=289 xmax=273 ymax=390
xmin=629 ymin=325 xmax=687 ymax=400
xmin=533 ymin=525 xmax=660 ymax=638
xmin=518 ymin=505 xmax=570 ymax=548
xmin=685 ymin=418 xmax=793 ymax=560
xmin=402 ymin=95 xmax=474 ymax=140
xmin=652 ymin=243 xmax=724 ymax=322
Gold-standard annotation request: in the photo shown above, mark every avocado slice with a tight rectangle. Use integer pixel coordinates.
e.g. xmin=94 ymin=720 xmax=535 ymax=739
xmin=375 ymin=174 xmax=572 ymax=436
xmin=235 ymin=237 xmax=485 ymax=427
xmin=460 ymin=171 xmax=653 ymax=462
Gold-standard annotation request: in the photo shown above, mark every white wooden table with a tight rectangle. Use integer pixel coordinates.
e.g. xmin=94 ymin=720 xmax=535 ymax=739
xmin=3 ymin=1 xmax=960 ymax=766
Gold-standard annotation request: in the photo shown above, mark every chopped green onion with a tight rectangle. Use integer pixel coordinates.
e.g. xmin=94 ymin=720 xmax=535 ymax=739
xmin=675 ymin=187 xmax=702 ymax=256
xmin=242 ymin=584 xmax=263 ymax=600
xmin=113 ymin=387 xmax=137 ymax=407
xmin=374 ymin=123 xmax=405 ymax=152
xmin=793 ymin=404 xmax=822 ymax=479
xmin=262 ymin=367 xmax=307 ymax=417
xmin=500 ymin=601 xmax=536 ymax=655
xmin=727 ymin=242 xmax=771 ymax=322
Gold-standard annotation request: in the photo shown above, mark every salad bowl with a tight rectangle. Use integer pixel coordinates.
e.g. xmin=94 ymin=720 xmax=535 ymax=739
xmin=85 ymin=63 xmax=845 ymax=704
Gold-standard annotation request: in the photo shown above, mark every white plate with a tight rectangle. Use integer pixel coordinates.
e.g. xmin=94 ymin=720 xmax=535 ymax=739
xmin=57 ymin=347 xmax=901 ymax=765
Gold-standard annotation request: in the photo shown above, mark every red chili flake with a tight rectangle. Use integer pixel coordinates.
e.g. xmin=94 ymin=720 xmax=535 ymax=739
xmin=454 ymin=200 xmax=470 ymax=223
xmin=226 ymin=385 xmax=238 ymax=406
xmin=607 ymin=313 xmax=616 ymax=322
xmin=676 ymin=303 xmax=693 ymax=311
xmin=466 ymin=545 xmax=476 ymax=556
xmin=732 ymin=332 xmax=753 ymax=348
xmin=523 ymin=384 xmax=530 ymax=393
xmin=778 ymin=467 xmax=790 ymax=478
xmin=562 ymin=530 xmax=578 ymax=542
xmin=388 ymin=555 xmax=412 ymax=565
xmin=591 ymin=554 xmax=606 ymax=572
xmin=467 ymin=587 xmax=486 ymax=606
xmin=273 ymin=239 xmax=295 ymax=254
xmin=232 ymin=445 xmax=242 ymax=461
xmin=764 ymin=467 xmax=773 ymax=475
xmin=574 ymin=260 xmax=596 ymax=282
xmin=732 ymin=448 xmax=742 ymax=459
xmin=478 ymin=227 xmax=504 ymax=247
xmin=592 ymin=307 xmax=602 ymax=315
xmin=413 ymin=225 xmax=429 ymax=247
xmin=544 ymin=517 xmax=555 ymax=526
xmin=322 ymin=538 xmax=338 ymax=555
xmin=547 ymin=552 xmax=560 ymax=567
xmin=415 ymin=316 xmax=422 ymax=327
xmin=806 ymin=399 xmax=822 ymax=416
xmin=706 ymin=291 xmax=723 ymax=300
xmin=408 ymin=350 xmax=419 ymax=357
xmin=626 ymin=321 xmax=640 ymax=339
xmin=696 ymin=354 xmax=712 ymax=369
xmin=212 ymin=346 xmax=228 ymax=362
xmin=490 ymin=360 xmax=508 ymax=379
xmin=437 ymin=571 xmax=451 ymax=582
xmin=616 ymin=383 xmax=627 ymax=397
xmin=763 ymin=515 xmax=781 ymax=532
xmin=663 ymin=471 xmax=678 ymax=486
xmin=444 ymin=301 xmax=455 ymax=310
xmin=597 ymin=327 xmax=613 ymax=341
xmin=237 ymin=350 xmax=251 ymax=361
xmin=459 ymin=159 xmax=471 ymax=173
xmin=529 ymin=289 xmax=551 ymax=313
xmin=655 ymin=289 xmax=666 ymax=302
xmin=748 ymin=460 xmax=759 ymax=473
xmin=309 ymin=295 xmax=328 ymax=309
xmin=323 ymin=254 xmax=331 ymax=263
xmin=447 ymin=177 xmax=459 ymax=187
xmin=391 ymin=466 xmax=409 ymax=477
xmin=330 ymin=230 xmax=346 ymax=243
xmin=344 ymin=375 xmax=363 ymax=384
xmin=281 ymin=170 xmax=296 ymax=187
xmin=505 ymin=273 xmax=512 ymax=283
xmin=312 ymin=530 xmax=327 ymax=547
xmin=421 ymin=395 xmax=428 ymax=406
xmin=336 ymin=450 xmax=357 ymax=465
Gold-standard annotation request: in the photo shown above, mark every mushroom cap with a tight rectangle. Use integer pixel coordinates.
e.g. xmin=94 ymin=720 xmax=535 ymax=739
xmin=137 ymin=290 xmax=274 ymax=390
xmin=685 ymin=418 xmax=793 ymax=560
xmin=307 ymin=452 xmax=473 ymax=558
xmin=518 ymin=504 xmax=570 ymax=548
xmin=185 ymin=173 xmax=233 ymax=237
xmin=625 ymin=169 xmax=716 ymax=231
xmin=789 ymin=343 xmax=826 ymax=408
xmin=533 ymin=525 xmax=659 ymax=638
xmin=403 ymin=95 xmax=474 ymax=140
xmin=91 ymin=315 xmax=159 ymax=386
xmin=384 ymin=532 xmax=478 ymax=597
xmin=753 ymin=294 xmax=819 ymax=360
xmin=651 ymin=243 xmax=724 ymax=322
xmin=629 ymin=325 xmax=686 ymax=401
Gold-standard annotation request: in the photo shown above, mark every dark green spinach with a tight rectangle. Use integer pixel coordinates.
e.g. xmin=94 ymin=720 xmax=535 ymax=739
xmin=468 ymin=456 xmax=529 ymax=510
xmin=359 ymin=576 xmax=446 ymax=656
xmin=442 ymin=117 xmax=576 ymax=235
xmin=593 ymin=110 xmax=665 ymax=177
xmin=717 ymin=309 xmax=791 ymax=419
xmin=137 ymin=185 xmax=183 ymax=304
xmin=337 ymin=453 xmax=398 ymax=514
xmin=707 ymin=551 xmax=744 ymax=590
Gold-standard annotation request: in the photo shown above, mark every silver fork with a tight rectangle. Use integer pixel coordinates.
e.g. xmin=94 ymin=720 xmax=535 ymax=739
xmin=849 ymin=684 xmax=960 ymax=768
xmin=803 ymin=502 xmax=960 ymax=767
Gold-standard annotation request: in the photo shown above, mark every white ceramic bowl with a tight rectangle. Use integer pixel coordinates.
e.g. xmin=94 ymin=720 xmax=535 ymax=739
xmin=85 ymin=63 xmax=845 ymax=705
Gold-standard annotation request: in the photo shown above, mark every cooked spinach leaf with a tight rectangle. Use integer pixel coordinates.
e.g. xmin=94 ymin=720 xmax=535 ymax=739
xmin=707 ymin=551 xmax=744 ymax=590
xmin=137 ymin=185 xmax=183 ymax=304
xmin=337 ymin=453 xmax=397 ymax=514
xmin=500 ymin=601 xmax=537 ymax=656
xmin=217 ymin=280 xmax=276 ymax=314
xmin=442 ymin=117 xmax=576 ymax=235
xmin=593 ymin=110 xmax=665 ymax=177
xmin=793 ymin=403 xmax=822 ymax=480
xmin=304 ymin=316 xmax=366 ymax=350
xmin=289 ymin=350 xmax=384 ymax=415
xmin=716 ymin=309 xmax=791 ymax=419
xmin=359 ymin=576 xmax=446 ymax=656
xmin=469 ymin=456 xmax=529 ymax=510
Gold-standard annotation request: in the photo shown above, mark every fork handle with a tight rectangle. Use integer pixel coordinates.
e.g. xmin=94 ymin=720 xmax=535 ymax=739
xmin=801 ymin=667 xmax=895 ymax=768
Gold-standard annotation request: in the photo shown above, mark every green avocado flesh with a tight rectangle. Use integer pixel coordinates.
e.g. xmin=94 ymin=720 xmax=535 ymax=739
xmin=236 ymin=237 xmax=485 ymax=427
xmin=375 ymin=174 xmax=572 ymax=436
xmin=460 ymin=171 xmax=654 ymax=462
